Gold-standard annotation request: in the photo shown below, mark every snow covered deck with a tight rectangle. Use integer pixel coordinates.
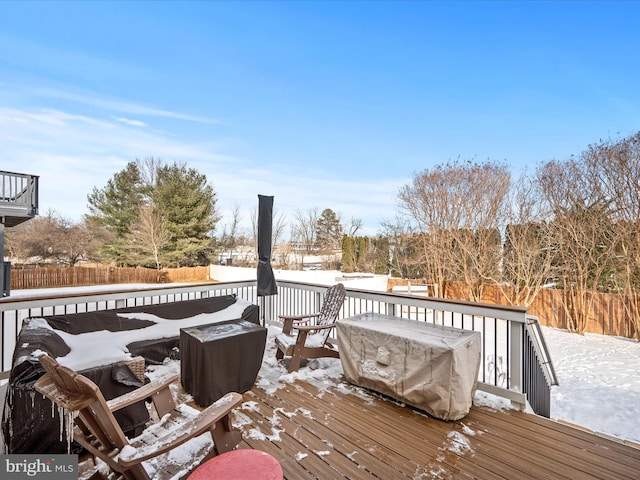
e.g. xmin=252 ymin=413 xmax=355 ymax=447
xmin=238 ymin=365 xmax=640 ymax=480
xmin=68 ymin=334 xmax=638 ymax=480
xmin=4 ymin=281 xmax=638 ymax=478
xmin=6 ymin=320 xmax=637 ymax=479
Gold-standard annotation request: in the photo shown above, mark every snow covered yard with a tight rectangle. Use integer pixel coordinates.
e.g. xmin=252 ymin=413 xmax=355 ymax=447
xmin=543 ymin=326 xmax=640 ymax=445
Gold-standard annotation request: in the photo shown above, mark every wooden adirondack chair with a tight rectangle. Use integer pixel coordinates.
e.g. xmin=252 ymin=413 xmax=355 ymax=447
xmin=275 ymin=283 xmax=346 ymax=372
xmin=34 ymin=354 xmax=243 ymax=480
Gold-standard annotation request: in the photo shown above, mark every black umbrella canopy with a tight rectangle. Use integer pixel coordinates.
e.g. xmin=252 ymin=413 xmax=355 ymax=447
xmin=257 ymin=194 xmax=277 ymax=296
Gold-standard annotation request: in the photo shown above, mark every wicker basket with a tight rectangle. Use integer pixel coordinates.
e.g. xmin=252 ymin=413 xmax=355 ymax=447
xmin=124 ymin=356 xmax=146 ymax=383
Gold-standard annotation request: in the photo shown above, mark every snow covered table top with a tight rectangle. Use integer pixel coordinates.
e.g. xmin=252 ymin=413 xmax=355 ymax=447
xmin=336 ymin=312 xmax=482 ymax=420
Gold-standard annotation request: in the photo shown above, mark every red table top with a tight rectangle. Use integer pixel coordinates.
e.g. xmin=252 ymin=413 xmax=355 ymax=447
xmin=189 ymin=449 xmax=283 ymax=480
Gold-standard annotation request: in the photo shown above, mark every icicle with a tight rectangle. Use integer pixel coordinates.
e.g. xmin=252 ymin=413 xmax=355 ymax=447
xmin=6 ymin=405 xmax=13 ymax=441
xmin=3 ymin=388 xmax=14 ymax=438
xmin=54 ymin=404 xmax=77 ymax=453
xmin=65 ymin=410 xmax=78 ymax=453
xmin=57 ymin=404 xmax=65 ymax=442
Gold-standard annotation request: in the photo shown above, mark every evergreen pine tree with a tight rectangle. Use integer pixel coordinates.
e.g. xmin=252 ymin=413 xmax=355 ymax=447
xmin=86 ymin=160 xmax=219 ymax=267
xmin=86 ymin=162 xmax=147 ymax=264
xmin=154 ymin=162 xmax=219 ymax=266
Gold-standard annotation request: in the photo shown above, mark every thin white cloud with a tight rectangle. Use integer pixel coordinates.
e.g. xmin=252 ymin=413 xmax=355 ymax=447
xmin=115 ymin=117 xmax=147 ymax=127
xmin=32 ymin=86 xmax=219 ymax=124
xmin=0 ymin=33 xmax=218 ymax=125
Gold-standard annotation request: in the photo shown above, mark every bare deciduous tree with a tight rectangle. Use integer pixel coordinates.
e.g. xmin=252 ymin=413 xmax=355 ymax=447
xmin=399 ymin=159 xmax=510 ymax=301
xmin=291 ymin=208 xmax=319 ymax=268
xmin=537 ymin=158 xmax=618 ymax=334
xmin=379 ymin=216 xmax=418 ymax=279
xmin=6 ymin=210 xmax=96 ymax=266
xmin=221 ymin=204 xmax=244 ymax=264
xmin=344 ymin=217 xmax=363 ymax=237
xmin=498 ymin=172 xmax=554 ymax=307
xmin=128 ymin=201 xmax=171 ymax=270
xmin=583 ymin=133 xmax=640 ymax=338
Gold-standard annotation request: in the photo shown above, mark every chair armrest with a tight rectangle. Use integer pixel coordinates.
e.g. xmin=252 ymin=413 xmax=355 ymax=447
xmin=107 ymin=374 xmax=179 ymax=412
xmin=279 ymin=313 xmax=320 ymax=321
xmin=294 ymin=323 xmax=335 ymax=332
xmin=279 ymin=313 xmax=320 ymax=334
xmin=35 ymin=375 xmax=95 ymax=410
xmin=118 ymin=392 xmax=244 ymax=467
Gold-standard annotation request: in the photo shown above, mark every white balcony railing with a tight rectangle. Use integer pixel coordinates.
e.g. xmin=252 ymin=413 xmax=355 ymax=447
xmin=0 ymin=280 xmax=557 ymax=416
xmin=0 ymin=170 xmax=39 ymax=225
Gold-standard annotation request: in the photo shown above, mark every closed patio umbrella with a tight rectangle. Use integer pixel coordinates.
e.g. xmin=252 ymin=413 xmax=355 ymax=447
xmin=257 ymin=194 xmax=277 ymax=298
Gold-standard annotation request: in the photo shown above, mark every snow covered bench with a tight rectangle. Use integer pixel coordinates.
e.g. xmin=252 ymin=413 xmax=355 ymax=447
xmin=1 ymin=295 xmax=258 ymax=454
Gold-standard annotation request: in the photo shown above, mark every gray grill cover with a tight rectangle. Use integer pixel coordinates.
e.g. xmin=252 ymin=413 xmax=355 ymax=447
xmin=337 ymin=313 xmax=481 ymax=420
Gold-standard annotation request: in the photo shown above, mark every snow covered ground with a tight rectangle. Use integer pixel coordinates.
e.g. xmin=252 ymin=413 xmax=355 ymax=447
xmin=543 ymin=326 xmax=640 ymax=444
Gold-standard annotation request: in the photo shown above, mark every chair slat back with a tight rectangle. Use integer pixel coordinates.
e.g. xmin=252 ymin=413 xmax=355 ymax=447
xmin=35 ymin=355 xmax=130 ymax=454
xmin=39 ymin=354 xmax=97 ymax=397
xmin=318 ymin=283 xmax=346 ymax=341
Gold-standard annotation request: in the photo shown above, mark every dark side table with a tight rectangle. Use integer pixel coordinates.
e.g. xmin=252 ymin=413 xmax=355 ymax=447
xmin=180 ymin=320 xmax=267 ymax=407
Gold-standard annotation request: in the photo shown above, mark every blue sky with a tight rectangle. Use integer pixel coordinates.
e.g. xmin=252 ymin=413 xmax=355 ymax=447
xmin=1 ymin=1 xmax=638 ymax=236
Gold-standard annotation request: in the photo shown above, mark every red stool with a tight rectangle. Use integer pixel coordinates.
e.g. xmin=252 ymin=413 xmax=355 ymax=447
xmin=189 ymin=449 xmax=283 ymax=480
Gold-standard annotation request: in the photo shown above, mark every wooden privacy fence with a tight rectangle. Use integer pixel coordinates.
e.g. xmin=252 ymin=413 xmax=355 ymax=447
xmin=527 ymin=287 xmax=638 ymax=339
xmin=10 ymin=265 xmax=212 ymax=290
xmin=468 ymin=283 xmax=637 ymax=338
xmin=163 ymin=266 xmax=211 ymax=283
xmin=389 ymin=279 xmax=638 ymax=339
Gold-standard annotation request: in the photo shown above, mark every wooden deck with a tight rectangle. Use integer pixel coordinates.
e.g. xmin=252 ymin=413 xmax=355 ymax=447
xmin=233 ymin=373 xmax=640 ymax=480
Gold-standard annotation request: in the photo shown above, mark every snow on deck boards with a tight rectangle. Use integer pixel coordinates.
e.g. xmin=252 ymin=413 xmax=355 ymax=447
xmin=238 ymin=377 xmax=640 ymax=480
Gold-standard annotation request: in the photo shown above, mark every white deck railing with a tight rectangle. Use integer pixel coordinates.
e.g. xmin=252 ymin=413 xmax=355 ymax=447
xmin=0 ymin=280 xmax=556 ymax=416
